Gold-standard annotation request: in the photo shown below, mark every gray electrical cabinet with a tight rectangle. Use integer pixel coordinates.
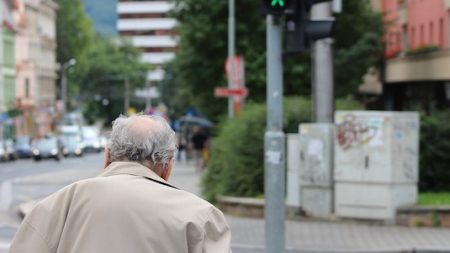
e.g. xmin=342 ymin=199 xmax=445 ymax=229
xmin=299 ymin=123 xmax=334 ymax=217
xmin=334 ymin=111 xmax=419 ymax=220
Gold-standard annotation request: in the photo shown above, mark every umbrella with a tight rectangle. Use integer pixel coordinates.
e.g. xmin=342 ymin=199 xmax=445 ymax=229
xmin=178 ymin=116 xmax=213 ymax=127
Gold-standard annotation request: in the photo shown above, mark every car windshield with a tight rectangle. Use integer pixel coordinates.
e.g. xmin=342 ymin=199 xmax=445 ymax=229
xmin=36 ymin=138 xmax=57 ymax=150
xmin=16 ymin=137 xmax=31 ymax=145
xmin=62 ymin=136 xmax=79 ymax=149
xmin=83 ymin=128 xmax=98 ymax=139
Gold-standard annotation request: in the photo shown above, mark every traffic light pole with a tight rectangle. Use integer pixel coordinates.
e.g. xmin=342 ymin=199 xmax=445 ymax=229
xmin=228 ymin=0 xmax=235 ymax=118
xmin=312 ymin=2 xmax=334 ymax=123
xmin=265 ymin=14 xmax=285 ymax=253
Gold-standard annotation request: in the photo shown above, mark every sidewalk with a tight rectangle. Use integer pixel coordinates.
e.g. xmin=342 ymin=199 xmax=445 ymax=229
xmin=172 ymin=161 xmax=450 ymax=253
xmin=13 ymin=160 xmax=450 ymax=253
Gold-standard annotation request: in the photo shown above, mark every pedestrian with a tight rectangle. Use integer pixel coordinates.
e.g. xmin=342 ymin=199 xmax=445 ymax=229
xmin=191 ymin=126 xmax=208 ymax=170
xmin=9 ymin=114 xmax=232 ymax=253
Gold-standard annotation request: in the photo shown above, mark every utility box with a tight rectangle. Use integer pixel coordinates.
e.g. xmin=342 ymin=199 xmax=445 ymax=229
xmin=334 ymin=111 xmax=419 ymax=220
xmin=286 ymin=134 xmax=301 ymax=208
xmin=299 ymin=123 xmax=334 ymax=217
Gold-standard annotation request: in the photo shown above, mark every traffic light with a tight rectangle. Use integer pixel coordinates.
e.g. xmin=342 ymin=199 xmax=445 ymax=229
xmin=260 ymin=0 xmax=294 ymax=16
xmin=285 ymin=0 xmax=335 ymax=53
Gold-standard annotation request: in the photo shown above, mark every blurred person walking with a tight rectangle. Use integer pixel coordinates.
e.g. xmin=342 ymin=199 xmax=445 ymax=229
xmin=9 ymin=114 xmax=231 ymax=253
xmin=191 ymin=126 xmax=208 ymax=170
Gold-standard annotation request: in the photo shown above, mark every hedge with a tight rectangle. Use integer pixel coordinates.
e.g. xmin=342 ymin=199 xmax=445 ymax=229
xmin=202 ymin=96 xmax=363 ymax=201
xmin=419 ymin=110 xmax=450 ymax=192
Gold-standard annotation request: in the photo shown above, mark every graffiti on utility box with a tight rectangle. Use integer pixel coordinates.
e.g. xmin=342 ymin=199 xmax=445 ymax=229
xmin=336 ymin=114 xmax=382 ymax=150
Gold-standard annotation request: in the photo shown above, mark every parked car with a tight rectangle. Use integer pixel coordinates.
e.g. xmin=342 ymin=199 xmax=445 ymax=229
xmin=0 ymin=141 xmax=7 ymax=161
xmin=32 ymin=136 xmax=62 ymax=161
xmin=0 ymin=139 xmax=18 ymax=161
xmin=15 ymin=136 xmax=33 ymax=158
xmin=82 ymin=126 xmax=102 ymax=153
xmin=4 ymin=139 xmax=17 ymax=160
xmin=61 ymin=136 xmax=84 ymax=157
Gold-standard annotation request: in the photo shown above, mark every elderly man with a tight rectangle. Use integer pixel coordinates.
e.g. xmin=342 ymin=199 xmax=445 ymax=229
xmin=9 ymin=115 xmax=232 ymax=253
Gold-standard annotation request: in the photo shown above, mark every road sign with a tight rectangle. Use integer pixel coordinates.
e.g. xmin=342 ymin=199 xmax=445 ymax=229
xmin=225 ymin=56 xmax=245 ymax=86
xmin=135 ymin=87 xmax=160 ymax=99
xmin=214 ymin=87 xmax=249 ymax=97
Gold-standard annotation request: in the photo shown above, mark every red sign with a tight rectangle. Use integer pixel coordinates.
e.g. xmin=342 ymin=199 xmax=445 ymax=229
xmin=225 ymin=56 xmax=245 ymax=86
xmin=214 ymin=87 xmax=249 ymax=97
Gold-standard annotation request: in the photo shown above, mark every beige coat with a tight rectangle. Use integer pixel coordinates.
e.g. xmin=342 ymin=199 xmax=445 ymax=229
xmin=9 ymin=162 xmax=232 ymax=253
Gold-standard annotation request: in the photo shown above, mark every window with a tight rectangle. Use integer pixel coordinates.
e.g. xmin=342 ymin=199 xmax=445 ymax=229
xmin=25 ymin=78 xmax=30 ymax=98
xmin=4 ymin=76 xmax=15 ymax=107
xmin=420 ymin=24 xmax=424 ymax=45
xmin=402 ymin=25 xmax=409 ymax=49
xmin=439 ymin=18 xmax=444 ymax=47
xmin=411 ymin=26 xmax=415 ymax=47
xmin=429 ymin=22 xmax=434 ymax=45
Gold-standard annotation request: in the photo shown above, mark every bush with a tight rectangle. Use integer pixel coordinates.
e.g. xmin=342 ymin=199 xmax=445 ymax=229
xmin=419 ymin=111 xmax=450 ymax=191
xmin=202 ymin=96 xmax=363 ymax=201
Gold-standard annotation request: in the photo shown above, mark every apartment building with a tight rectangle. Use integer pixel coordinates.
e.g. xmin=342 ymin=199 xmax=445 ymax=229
xmin=380 ymin=0 xmax=450 ymax=111
xmin=0 ymin=0 xmax=17 ymax=139
xmin=14 ymin=0 xmax=58 ymax=136
xmin=117 ymin=0 xmax=177 ymax=82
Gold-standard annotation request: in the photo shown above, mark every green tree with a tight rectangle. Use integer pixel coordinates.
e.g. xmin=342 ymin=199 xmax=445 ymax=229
xmin=56 ymin=0 xmax=94 ymax=64
xmin=69 ymin=37 xmax=150 ymax=124
xmin=166 ymin=0 xmax=382 ymax=120
xmin=334 ymin=1 xmax=384 ymax=97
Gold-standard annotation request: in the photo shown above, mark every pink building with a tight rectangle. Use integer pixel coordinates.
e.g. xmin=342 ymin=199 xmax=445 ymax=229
xmin=379 ymin=0 xmax=450 ymax=111
xmin=383 ymin=0 xmax=450 ymax=58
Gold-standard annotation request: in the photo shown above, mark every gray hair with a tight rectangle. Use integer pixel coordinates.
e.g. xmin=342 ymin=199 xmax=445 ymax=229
xmin=108 ymin=114 xmax=177 ymax=166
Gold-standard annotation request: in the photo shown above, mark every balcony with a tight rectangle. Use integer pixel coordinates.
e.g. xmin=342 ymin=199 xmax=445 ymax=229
xmin=385 ymin=49 xmax=450 ymax=83
xmin=445 ymin=0 xmax=450 ymax=9
xmin=141 ymin=52 xmax=175 ymax=64
xmin=117 ymin=1 xmax=174 ymax=14
xmin=131 ymin=35 xmax=177 ymax=48
xmin=117 ymin=18 xmax=177 ymax=31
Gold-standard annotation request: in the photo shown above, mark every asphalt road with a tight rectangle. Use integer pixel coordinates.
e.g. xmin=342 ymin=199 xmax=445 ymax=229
xmin=0 ymin=152 xmax=104 ymax=249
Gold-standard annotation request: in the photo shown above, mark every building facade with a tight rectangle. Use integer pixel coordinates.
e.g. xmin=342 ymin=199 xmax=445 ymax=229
xmin=0 ymin=0 xmax=17 ymax=139
xmin=117 ymin=0 xmax=177 ymax=83
xmin=380 ymin=0 xmax=450 ymax=111
xmin=14 ymin=0 xmax=58 ymax=137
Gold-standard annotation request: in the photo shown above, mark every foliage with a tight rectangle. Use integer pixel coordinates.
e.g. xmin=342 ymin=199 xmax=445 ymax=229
xmin=166 ymin=0 xmax=382 ymax=120
xmin=56 ymin=0 xmax=94 ymax=65
xmin=405 ymin=45 xmax=440 ymax=56
xmin=202 ymin=96 xmax=363 ymax=201
xmin=167 ymin=0 xmax=312 ymax=120
xmin=419 ymin=110 xmax=450 ymax=192
xmin=418 ymin=192 xmax=450 ymax=206
xmin=70 ymin=37 xmax=150 ymax=125
xmin=334 ymin=0 xmax=384 ymax=97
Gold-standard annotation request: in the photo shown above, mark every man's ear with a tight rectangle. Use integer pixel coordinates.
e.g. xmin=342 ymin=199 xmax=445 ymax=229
xmin=104 ymin=148 xmax=112 ymax=169
xmin=160 ymin=160 xmax=173 ymax=181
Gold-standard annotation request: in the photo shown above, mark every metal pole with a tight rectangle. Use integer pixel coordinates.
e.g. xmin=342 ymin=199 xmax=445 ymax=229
xmin=227 ymin=0 xmax=235 ymax=118
xmin=61 ymin=67 xmax=67 ymax=111
xmin=124 ymin=77 xmax=130 ymax=114
xmin=265 ymin=14 xmax=285 ymax=253
xmin=312 ymin=3 xmax=334 ymax=123
xmin=146 ymin=82 xmax=151 ymax=111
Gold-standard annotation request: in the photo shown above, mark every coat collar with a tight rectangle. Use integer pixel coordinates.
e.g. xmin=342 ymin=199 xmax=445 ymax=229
xmin=99 ymin=161 xmax=174 ymax=188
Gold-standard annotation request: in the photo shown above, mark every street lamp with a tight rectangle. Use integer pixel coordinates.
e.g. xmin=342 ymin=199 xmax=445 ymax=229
xmin=60 ymin=58 xmax=76 ymax=111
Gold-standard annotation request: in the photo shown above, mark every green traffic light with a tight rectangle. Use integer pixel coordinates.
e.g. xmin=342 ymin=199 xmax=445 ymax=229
xmin=271 ymin=0 xmax=285 ymax=7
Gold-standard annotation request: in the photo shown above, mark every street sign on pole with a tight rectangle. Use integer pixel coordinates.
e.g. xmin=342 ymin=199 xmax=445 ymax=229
xmin=225 ymin=56 xmax=245 ymax=86
xmin=135 ymin=87 xmax=160 ymax=99
xmin=214 ymin=87 xmax=248 ymax=97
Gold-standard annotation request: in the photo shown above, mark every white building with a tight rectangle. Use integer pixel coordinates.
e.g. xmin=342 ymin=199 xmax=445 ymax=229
xmin=117 ymin=0 xmax=177 ymax=82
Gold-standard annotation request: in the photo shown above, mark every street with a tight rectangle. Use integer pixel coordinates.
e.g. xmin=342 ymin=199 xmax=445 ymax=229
xmin=2 ymin=154 xmax=450 ymax=253
xmin=0 ymin=153 xmax=103 ymax=250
